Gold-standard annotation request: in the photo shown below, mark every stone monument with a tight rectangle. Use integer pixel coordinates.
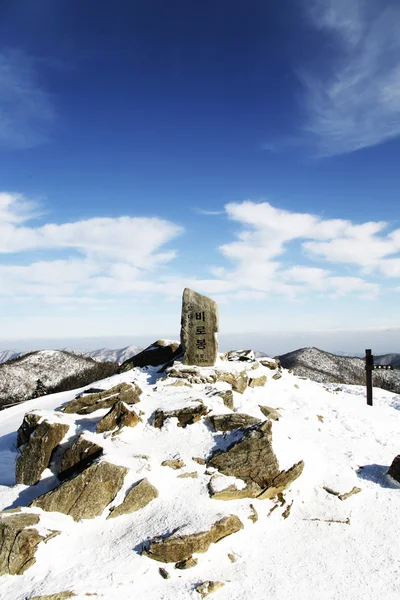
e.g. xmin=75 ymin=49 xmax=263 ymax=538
xmin=180 ymin=288 xmax=218 ymax=366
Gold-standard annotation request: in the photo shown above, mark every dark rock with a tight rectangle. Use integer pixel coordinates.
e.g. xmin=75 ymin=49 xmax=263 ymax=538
xmin=96 ymin=401 xmax=140 ymax=433
xmin=58 ymin=436 xmax=103 ymax=481
xmin=107 ymin=478 xmax=158 ymax=519
xmin=153 ymin=403 xmax=208 ymax=428
xmin=61 ymin=383 xmax=141 ymax=415
xmin=0 ymin=511 xmax=58 ymax=576
xmin=142 ymin=514 xmax=243 ymax=563
xmin=16 ymin=421 xmax=69 ymax=486
xmin=31 ymin=461 xmax=128 ymax=521
xmin=209 ymin=413 xmax=261 ymax=432
xmin=16 ymin=413 xmax=41 ymax=447
xmin=180 ymin=288 xmax=218 ymax=367
xmin=388 ymin=455 xmax=400 ymax=483
xmin=119 ymin=340 xmax=181 ymax=372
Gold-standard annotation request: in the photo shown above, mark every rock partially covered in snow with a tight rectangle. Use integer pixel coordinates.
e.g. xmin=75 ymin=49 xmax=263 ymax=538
xmin=107 ymin=478 xmax=158 ymax=519
xmin=60 ymin=383 xmax=141 ymax=415
xmin=58 ymin=435 xmax=103 ymax=481
xmin=153 ymin=403 xmax=208 ymax=428
xmin=16 ymin=420 xmax=69 ymax=485
xmin=96 ymin=401 xmax=140 ymax=434
xmin=142 ymin=515 xmax=243 ymax=563
xmin=16 ymin=412 xmax=41 ymax=447
xmin=209 ymin=413 xmax=261 ymax=432
xmin=119 ymin=340 xmax=181 ymax=372
xmin=388 ymin=455 xmax=400 ymax=483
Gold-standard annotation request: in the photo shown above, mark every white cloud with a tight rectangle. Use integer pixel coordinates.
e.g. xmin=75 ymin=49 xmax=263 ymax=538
xmin=302 ymin=0 xmax=400 ymax=155
xmin=0 ymin=50 xmax=54 ymax=149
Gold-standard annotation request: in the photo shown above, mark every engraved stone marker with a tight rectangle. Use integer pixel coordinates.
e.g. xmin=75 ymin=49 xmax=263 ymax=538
xmin=180 ymin=288 xmax=218 ymax=366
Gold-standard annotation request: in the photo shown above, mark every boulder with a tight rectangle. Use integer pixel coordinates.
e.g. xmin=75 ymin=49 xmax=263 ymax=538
xmin=207 ymin=421 xmax=303 ymax=499
xmin=16 ymin=421 xmax=69 ymax=486
xmin=180 ymin=288 xmax=219 ymax=367
xmin=388 ymin=455 xmax=400 ymax=483
xmin=107 ymin=478 xmax=158 ymax=519
xmin=58 ymin=436 xmax=103 ymax=481
xmin=260 ymin=358 xmax=280 ymax=370
xmin=217 ymin=390 xmax=234 ymax=410
xmin=60 ymin=383 xmax=141 ymax=415
xmin=119 ymin=340 xmax=181 ymax=372
xmin=96 ymin=401 xmax=140 ymax=433
xmin=0 ymin=510 xmax=58 ymax=576
xmin=248 ymin=375 xmax=267 ymax=388
xmin=16 ymin=413 xmax=41 ymax=447
xmin=209 ymin=414 xmax=261 ymax=432
xmin=142 ymin=514 xmax=243 ymax=563
xmin=259 ymin=405 xmax=281 ymax=421
xmin=153 ymin=403 xmax=208 ymax=428
xmin=31 ymin=461 xmax=128 ymax=521
xmin=217 ymin=371 xmax=248 ymax=394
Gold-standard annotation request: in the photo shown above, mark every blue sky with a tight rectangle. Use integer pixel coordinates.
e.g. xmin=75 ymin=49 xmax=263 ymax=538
xmin=1 ymin=0 xmax=400 ymax=351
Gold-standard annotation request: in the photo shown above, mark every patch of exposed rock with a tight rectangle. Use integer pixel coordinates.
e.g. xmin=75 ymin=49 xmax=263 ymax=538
xmin=209 ymin=413 xmax=260 ymax=432
xmin=16 ymin=420 xmax=69 ymax=486
xmin=248 ymin=375 xmax=267 ymax=388
xmin=107 ymin=478 xmax=158 ymax=519
xmin=207 ymin=420 xmax=303 ymax=499
xmin=217 ymin=390 xmax=234 ymax=410
xmin=16 ymin=413 xmax=41 ymax=447
xmin=216 ymin=371 xmax=248 ymax=394
xmin=119 ymin=340 xmax=182 ymax=372
xmin=260 ymin=358 xmax=280 ymax=370
xmin=29 ymin=594 xmax=76 ymax=600
xmin=388 ymin=455 xmax=400 ymax=483
xmin=31 ymin=461 xmax=128 ymax=521
xmin=60 ymin=383 xmax=141 ymax=415
xmin=153 ymin=403 xmax=208 ymax=428
xmin=58 ymin=436 xmax=103 ymax=481
xmin=0 ymin=510 xmax=59 ymax=576
xmin=163 ymin=366 xmax=217 ymax=385
xmin=142 ymin=514 xmax=243 ymax=563
xmin=259 ymin=405 xmax=281 ymax=421
xmin=96 ymin=401 xmax=140 ymax=434
xmin=161 ymin=459 xmax=185 ymax=469
xmin=224 ymin=350 xmax=255 ymax=362
xmin=196 ymin=581 xmax=225 ymax=597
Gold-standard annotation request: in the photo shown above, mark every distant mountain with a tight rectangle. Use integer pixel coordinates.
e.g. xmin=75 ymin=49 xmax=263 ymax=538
xmin=277 ymin=347 xmax=400 ymax=392
xmin=0 ymin=350 xmax=117 ymax=409
xmin=63 ymin=345 xmax=142 ymax=364
xmin=0 ymin=350 xmax=22 ymax=364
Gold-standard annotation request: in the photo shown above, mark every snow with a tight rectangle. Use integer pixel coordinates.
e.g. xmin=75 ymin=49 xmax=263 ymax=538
xmin=0 ymin=357 xmax=399 ymax=600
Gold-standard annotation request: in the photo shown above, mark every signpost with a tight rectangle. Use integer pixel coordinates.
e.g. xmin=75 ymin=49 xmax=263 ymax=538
xmin=365 ymin=348 xmax=393 ymax=406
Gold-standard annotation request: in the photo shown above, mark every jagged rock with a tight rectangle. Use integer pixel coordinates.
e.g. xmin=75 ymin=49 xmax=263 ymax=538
xmin=29 ymin=594 xmax=76 ymax=600
xmin=143 ymin=514 xmax=243 ymax=563
xmin=60 ymin=383 xmax=141 ymax=415
xmin=217 ymin=390 xmax=234 ymax=410
xmin=119 ymin=340 xmax=181 ymax=372
xmin=224 ymin=350 xmax=255 ymax=362
xmin=209 ymin=414 xmax=260 ymax=432
xmin=248 ymin=375 xmax=267 ymax=388
xmin=153 ymin=403 xmax=208 ymax=428
xmin=207 ymin=421 xmax=303 ymax=499
xmin=259 ymin=405 xmax=281 ymax=421
xmin=180 ymin=288 xmax=219 ymax=367
xmin=260 ymin=358 xmax=280 ymax=370
xmin=388 ymin=455 xmax=400 ymax=483
xmin=175 ymin=556 xmax=198 ymax=569
xmin=96 ymin=401 xmax=140 ymax=433
xmin=58 ymin=436 xmax=103 ymax=481
xmin=107 ymin=478 xmax=158 ymax=519
xmin=17 ymin=413 xmax=41 ymax=447
xmin=161 ymin=459 xmax=185 ymax=469
xmin=217 ymin=371 xmax=248 ymax=394
xmin=16 ymin=421 xmax=69 ymax=486
xmin=31 ymin=461 xmax=128 ymax=521
xmin=196 ymin=581 xmax=225 ymax=597
xmin=0 ymin=511 xmax=58 ymax=576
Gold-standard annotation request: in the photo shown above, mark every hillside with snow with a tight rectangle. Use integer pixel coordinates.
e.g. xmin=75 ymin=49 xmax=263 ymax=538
xmin=0 ymin=350 xmax=399 ymax=600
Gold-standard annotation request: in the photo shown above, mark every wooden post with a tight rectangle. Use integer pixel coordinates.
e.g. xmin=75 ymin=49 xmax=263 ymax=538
xmin=365 ymin=349 xmax=373 ymax=406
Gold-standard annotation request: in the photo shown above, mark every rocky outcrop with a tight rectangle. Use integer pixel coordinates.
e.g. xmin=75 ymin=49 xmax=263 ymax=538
xmin=60 ymin=383 xmax=141 ymax=415
xmin=209 ymin=413 xmax=260 ymax=432
xmin=16 ymin=412 xmax=41 ymax=447
xmin=153 ymin=403 xmax=208 ymax=428
xmin=119 ymin=340 xmax=181 ymax=372
xmin=16 ymin=420 xmax=69 ymax=485
xmin=107 ymin=478 xmax=158 ymax=519
xmin=142 ymin=514 xmax=243 ymax=563
xmin=0 ymin=510 xmax=59 ymax=576
xmin=58 ymin=436 xmax=103 ymax=481
xmin=31 ymin=461 xmax=128 ymax=521
xmin=207 ymin=420 xmax=303 ymax=499
xmin=248 ymin=375 xmax=267 ymax=388
xmin=217 ymin=371 xmax=248 ymax=394
xmin=96 ymin=401 xmax=140 ymax=433
xmin=388 ymin=455 xmax=400 ymax=483
xmin=180 ymin=288 xmax=219 ymax=367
